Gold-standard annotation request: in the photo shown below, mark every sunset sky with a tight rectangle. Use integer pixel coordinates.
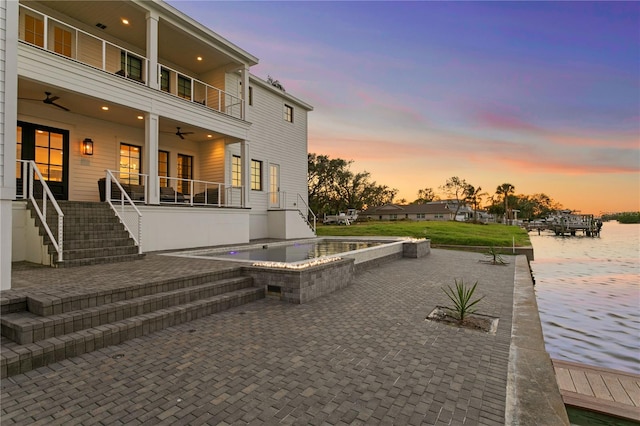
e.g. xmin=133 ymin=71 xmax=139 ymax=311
xmin=169 ymin=1 xmax=639 ymax=215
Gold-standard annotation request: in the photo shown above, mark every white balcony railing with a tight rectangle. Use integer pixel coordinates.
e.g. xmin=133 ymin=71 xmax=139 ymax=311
xmin=161 ymin=176 xmax=244 ymax=208
xmin=19 ymin=3 xmax=245 ymax=120
xmin=158 ymin=64 xmax=244 ymax=120
xmin=101 ymin=171 xmax=149 ymax=204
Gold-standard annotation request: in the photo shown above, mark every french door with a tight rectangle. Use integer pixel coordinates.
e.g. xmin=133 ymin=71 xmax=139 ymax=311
xmin=17 ymin=121 xmax=69 ymax=200
xmin=269 ymin=163 xmax=280 ymax=208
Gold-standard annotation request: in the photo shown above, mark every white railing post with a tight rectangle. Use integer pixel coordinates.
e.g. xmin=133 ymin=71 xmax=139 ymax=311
xmin=105 ymin=170 xmax=143 ymax=253
xmin=25 ymin=161 xmax=65 ymax=262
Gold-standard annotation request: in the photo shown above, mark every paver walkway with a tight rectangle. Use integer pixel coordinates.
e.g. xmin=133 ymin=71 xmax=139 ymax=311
xmin=2 ymin=249 xmax=515 ymax=425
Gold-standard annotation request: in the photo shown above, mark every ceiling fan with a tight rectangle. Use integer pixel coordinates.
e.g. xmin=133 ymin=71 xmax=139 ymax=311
xmin=19 ymin=91 xmax=70 ymax=112
xmin=175 ymin=127 xmax=194 ymax=139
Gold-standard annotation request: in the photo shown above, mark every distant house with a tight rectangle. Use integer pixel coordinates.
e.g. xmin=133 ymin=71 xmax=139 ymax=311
xmin=360 ymin=201 xmax=474 ymax=221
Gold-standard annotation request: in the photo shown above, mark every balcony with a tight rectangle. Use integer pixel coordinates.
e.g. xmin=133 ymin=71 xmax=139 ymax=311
xmin=18 ymin=3 xmax=244 ymax=120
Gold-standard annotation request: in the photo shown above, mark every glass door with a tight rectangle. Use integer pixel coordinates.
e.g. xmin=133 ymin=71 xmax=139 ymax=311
xmin=269 ymin=163 xmax=280 ymax=208
xmin=17 ymin=121 xmax=69 ymax=200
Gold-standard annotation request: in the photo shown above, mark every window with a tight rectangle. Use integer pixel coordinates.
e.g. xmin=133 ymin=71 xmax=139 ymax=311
xmin=249 ymin=87 xmax=253 ymax=106
xmin=121 ymin=51 xmax=143 ymax=81
xmin=119 ymin=143 xmax=141 ymax=185
xmin=390 ymin=214 xmax=397 ymax=220
xmin=53 ymin=26 xmax=72 ymax=57
xmin=24 ymin=14 xmax=44 ymax=47
xmin=251 ymin=159 xmax=262 ymax=191
xmin=177 ymin=154 xmax=193 ymax=194
xmin=177 ymin=75 xmax=191 ymax=100
xmin=417 ymin=213 xmax=425 ymax=219
xmin=16 ymin=126 xmax=22 ymax=179
xmin=158 ymin=150 xmax=169 ymax=187
xmin=35 ymin=130 xmax=64 ymax=182
xmin=284 ymin=104 xmax=293 ymax=122
xmin=232 ymin=155 xmax=241 ymax=187
xmin=160 ymin=68 xmax=170 ymax=92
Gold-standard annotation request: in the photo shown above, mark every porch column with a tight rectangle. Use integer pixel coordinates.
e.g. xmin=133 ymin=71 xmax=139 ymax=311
xmin=241 ymin=140 xmax=250 ymax=207
xmin=239 ymin=66 xmax=249 ymax=120
xmin=0 ymin=0 xmax=19 ymax=290
xmin=145 ymin=10 xmax=159 ymax=90
xmin=145 ymin=113 xmax=160 ymax=204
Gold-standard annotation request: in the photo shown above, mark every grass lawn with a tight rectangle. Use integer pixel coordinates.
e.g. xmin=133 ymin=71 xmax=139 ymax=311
xmin=316 ymin=220 xmax=531 ymax=247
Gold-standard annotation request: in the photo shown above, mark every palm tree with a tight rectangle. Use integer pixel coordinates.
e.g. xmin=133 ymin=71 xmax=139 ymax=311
xmin=465 ymin=185 xmax=488 ymax=222
xmin=496 ymin=183 xmax=515 ymax=224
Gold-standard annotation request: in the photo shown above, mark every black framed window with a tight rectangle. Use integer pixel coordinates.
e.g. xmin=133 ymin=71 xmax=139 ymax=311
xmin=251 ymin=159 xmax=262 ymax=191
xmin=177 ymin=154 xmax=193 ymax=194
xmin=159 ymin=150 xmax=169 ymax=187
xmin=119 ymin=143 xmax=141 ymax=185
xmin=121 ymin=51 xmax=143 ymax=81
xmin=160 ymin=68 xmax=170 ymax=92
xmin=284 ymin=104 xmax=293 ymax=122
xmin=232 ymin=155 xmax=241 ymax=187
xmin=177 ymin=75 xmax=191 ymax=100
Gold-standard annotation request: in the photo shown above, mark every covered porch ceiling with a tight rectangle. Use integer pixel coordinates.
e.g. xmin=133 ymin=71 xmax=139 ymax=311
xmin=26 ymin=0 xmax=254 ymax=75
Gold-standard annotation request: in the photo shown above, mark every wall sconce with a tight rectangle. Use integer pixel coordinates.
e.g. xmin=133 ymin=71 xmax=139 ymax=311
xmin=81 ymin=138 xmax=94 ymax=156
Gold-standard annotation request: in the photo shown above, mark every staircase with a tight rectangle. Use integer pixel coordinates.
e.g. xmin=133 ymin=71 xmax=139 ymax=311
xmin=0 ymin=270 xmax=264 ymax=378
xmin=28 ymin=201 xmax=143 ymax=267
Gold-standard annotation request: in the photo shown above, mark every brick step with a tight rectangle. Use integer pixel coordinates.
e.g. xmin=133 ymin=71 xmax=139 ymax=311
xmin=62 ymin=223 xmax=126 ymax=234
xmin=49 ymin=215 xmax=123 ymax=224
xmin=58 ymin=237 xmax=135 ymax=250
xmin=54 ymin=253 xmax=145 ymax=268
xmin=58 ymin=245 xmax=140 ymax=261
xmin=0 ymin=286 xmax=264 ymax=378
xmin=1 ymin=276 xmax=255 ymax=344
xmin=58 ymin=230 xmax=131 ymax=241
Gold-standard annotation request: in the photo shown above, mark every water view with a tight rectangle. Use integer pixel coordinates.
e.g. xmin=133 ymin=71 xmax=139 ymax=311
xmin=531 ymin=221 xmax=640 ymax=375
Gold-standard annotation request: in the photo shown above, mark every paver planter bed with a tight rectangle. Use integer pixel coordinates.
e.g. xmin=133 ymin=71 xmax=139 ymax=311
xmin=427 ymin=306 xmax=499 ymax=334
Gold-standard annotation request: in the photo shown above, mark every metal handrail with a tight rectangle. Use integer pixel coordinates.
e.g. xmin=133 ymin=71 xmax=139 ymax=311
xmin=105 ymin=170 xmax=143 ymax=253
xmin=297 ymin=193 xmax=317 ymax=233
xmin=19 ymin=160 xmax=65 ymax=262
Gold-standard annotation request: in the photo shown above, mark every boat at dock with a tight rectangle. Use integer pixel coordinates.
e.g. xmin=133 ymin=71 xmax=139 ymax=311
xmin=525 ymin=210 xmax=602 ymax=236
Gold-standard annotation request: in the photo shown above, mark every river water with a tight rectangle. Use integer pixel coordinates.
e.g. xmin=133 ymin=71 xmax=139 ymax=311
xmin=530 ymin=221 xmax=640 ymax=375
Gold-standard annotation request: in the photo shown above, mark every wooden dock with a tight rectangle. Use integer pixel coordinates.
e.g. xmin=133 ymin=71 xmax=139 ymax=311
xmin=552 ymin=359 xmax=640 ymax=422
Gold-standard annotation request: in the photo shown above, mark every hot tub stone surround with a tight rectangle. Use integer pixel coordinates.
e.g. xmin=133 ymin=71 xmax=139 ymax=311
xmin=402 ymin=239 xmax=431 ymax=258
xmin=242 ymin=258 xmax=355 ymax=304
xmin=244 ymin=239 xmax=431 ymax=304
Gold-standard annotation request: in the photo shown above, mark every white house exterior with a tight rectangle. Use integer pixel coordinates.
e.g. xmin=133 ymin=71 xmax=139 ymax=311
xmin=0 ymin=0 xmax=314 ymax=289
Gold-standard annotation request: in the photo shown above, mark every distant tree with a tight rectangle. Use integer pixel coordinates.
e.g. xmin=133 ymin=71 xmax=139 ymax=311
xmin=267 ymin=75 xmax=285 ymax=92
xmin=495 ymin=183 xmax=515 ymax=223
xmin=414 ymin=187 xmax=438 ymax=204
xmin=440 ymin=176 xmax=469 ymax=219
xmin=397 ymin=198 xmax=408 ymax=205
xmin=308 ymin=153 xmax=397 ymax=216
xmin=465 ymin=185 xmax=487 ymax=221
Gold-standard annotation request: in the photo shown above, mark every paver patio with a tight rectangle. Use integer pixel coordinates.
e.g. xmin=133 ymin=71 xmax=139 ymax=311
xmin=2 ymin=249 xmax=516 ymax=425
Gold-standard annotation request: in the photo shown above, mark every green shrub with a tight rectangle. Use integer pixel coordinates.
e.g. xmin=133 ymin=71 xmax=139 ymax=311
xmin=442 ymin=279 xmax=485 ymax=322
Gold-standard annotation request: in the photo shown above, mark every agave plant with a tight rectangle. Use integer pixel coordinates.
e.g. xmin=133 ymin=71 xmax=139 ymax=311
xmin=442 ymin=279 xmax=485 ymax=322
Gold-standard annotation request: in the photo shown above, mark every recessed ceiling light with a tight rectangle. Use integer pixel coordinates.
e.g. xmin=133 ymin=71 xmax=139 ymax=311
xmin=207 ymin=134 xmax=212 ymax=138
xmin=197 ymin=56 xmax=203 ymax=61
xmin=137 ymin=115 xmax=143 ymax=120
xmin=101 ymin=106 xmax=109 ymax=111
xmin=121 ymin=18 xmax=129 ymax=25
